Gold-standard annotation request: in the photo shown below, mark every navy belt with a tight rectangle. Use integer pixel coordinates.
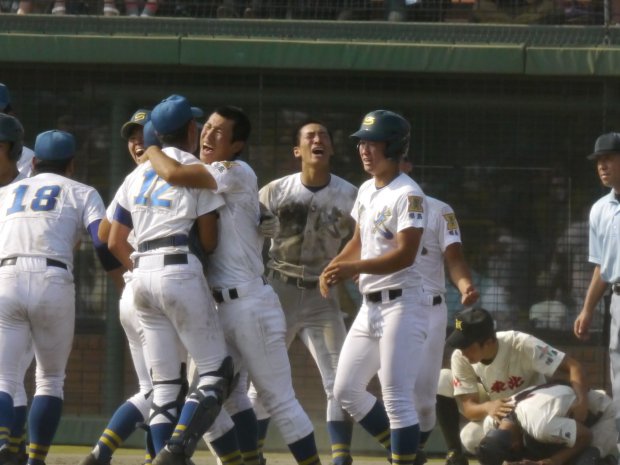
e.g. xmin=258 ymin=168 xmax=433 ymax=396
xmin=433 ymin=295 xmax=442 ymax=305
xmin=613 ymin=283 xmax=620 ymax=295
xmin=366 ymin=288 xmax=402 ymax=303
xmin=0 ymin=257 xmax=67 ymax=270
xmin=137 ymin=234 xmax=188 ymax=253
xmin=134 ymin=254 xmax=188 ymax=268
xmin=269 ymin=269 xmax=317 ymax=290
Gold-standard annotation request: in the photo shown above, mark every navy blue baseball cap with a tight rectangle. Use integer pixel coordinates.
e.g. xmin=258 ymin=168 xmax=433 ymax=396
xmin=34 ymin=130 xmax=76 ymax=161
xmin=143 ymin=121 xmax=161 ymax=148
xmin=446 ymin=307 xmax=495 ymax=349
xmin=121 ymin=109 xmax=150 ymax=139
xmin=0 ymin=83 xmax=10 ymax=112
xmin=151 ymin=94 xmax=194 ymax=135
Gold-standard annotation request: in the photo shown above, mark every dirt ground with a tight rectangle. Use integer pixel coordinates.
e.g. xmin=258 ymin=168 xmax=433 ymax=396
xmin=47 ymin=446 xmax=404 ymax=465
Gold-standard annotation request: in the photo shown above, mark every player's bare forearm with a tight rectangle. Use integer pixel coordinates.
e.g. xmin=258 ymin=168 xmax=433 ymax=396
xmin=98 ymin=218 xmax=112 ymax=243
xmin=444 ymin=243 xmax=479 ymax=305
xmin=574 ymin=265 xmax=607 ymax=341
xmin=545 ymin=422 xmax=592 ymax=465
xmin=558 ymin=356 xmax=589 ymax=422
xmin=146 ymin=145 xmax=216 ymax=189
xmin=460 ymin=394 xmax=513 ymax=422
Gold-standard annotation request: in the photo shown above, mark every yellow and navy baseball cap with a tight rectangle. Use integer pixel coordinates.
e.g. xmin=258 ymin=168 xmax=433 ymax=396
xmin=34 ymin=130 xmax=76 ymax=161
xmin=446 ymin=307 xmax=495 ymax=349
xmin=587 ymin=132 xmax=620 ymax=160
xmin=120 ymin=109 xmax=150 ymax=139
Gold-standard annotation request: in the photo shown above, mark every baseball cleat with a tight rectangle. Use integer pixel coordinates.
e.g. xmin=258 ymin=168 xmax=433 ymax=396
xmin=445 ymin=450 xmax=468 ymax=465
xmin=414 ymin=450 xmax=427 ymax=465
xmin=152 ymin=447 xmax=195 ymax=465
xmin=77 ymin=453 xmax=110 ymax=465
xmin=331 ymin=455 xmax=353 ymax=465
xmin=0 ymin=447 xmax=16 ymax=465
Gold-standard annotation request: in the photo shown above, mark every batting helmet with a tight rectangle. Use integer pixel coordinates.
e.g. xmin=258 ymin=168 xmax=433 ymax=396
xmin=350 ymin=110 xmax=410 ymax=159
xmin=0 ymin=113 xmax=24 ymax=161
xmin=477 ymin=429 xmax=516 ymax=465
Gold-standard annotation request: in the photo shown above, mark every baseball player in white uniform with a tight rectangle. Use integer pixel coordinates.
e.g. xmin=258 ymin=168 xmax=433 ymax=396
xmin=145 ymin=105 xmax=323 ymax=465
xmin=0 ymin=129 xmax=122 ymax=465
xmin=79 ymin=111 xmax=173 ymax=465
xmin=322 ymin=110 xmax=429 ymax=465
xmin=108 ymin=95 xmax=237 ymax=465
xmin=0 ymin=89 xmax=36 ymax=465
xmin=0 ymin=113 xmax=34 ymax=465
xmin=438 ymin=307 xmax=589 ymax=458
xmin=401 ymin=152 xmax=480 ymax=465
xmin=255 ymin=119 xmax=357 ymax=465
xmin=478 ymin=384 xmax=618 ymax=465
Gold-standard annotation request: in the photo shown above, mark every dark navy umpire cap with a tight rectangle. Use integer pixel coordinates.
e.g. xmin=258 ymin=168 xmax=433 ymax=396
xmin=151 ymin=94 xmax=194 ymax=135
xmin=587 ymin=132 xmax=620 ymax=160
xmin=446 ymin=307 xmax=495 ymax=349
xmin=120 ymin=109 xmax=150 ymax=139
xmin=34 ymin=130 xmax=76 ymax=161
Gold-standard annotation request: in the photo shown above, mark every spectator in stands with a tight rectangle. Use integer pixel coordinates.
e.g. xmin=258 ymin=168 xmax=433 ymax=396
xmin=17 ymin=0 xmax=157 ymax=15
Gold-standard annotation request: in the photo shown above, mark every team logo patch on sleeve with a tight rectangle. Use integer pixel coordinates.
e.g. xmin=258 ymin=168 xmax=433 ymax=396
xmin=408 ymin=195 xmax=424 ymax=219
xmin=215 ymin=161 xmax=239 ymax=172
xmin=443 ymin=213 xmax=459 ymax=233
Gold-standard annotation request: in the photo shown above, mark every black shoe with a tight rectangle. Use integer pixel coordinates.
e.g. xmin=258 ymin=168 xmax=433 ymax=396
xmin=152 ymin=447 xmax=195 ymax=465
xmin=445 ymin=450 xmax=468 ymax=465
xmin=415 ymin=450 xmax=427 ymax=465
xmin=77 ymin=453 xmax=110 ymax=465
xmin=598 ymin=455 xmax=618 ymax=465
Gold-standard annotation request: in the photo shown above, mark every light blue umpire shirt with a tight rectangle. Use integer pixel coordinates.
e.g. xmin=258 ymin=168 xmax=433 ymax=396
xmin=589 ymin=189 xmax=620 ymax=283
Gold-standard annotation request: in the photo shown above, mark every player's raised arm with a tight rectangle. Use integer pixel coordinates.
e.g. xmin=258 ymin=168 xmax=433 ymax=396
xmin=144 ymin=144 xmax=216 ymax=189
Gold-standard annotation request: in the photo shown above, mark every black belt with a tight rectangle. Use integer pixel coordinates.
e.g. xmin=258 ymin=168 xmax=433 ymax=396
xmin=613 ymin=283 xmax=620 ymax=295
xmin=269 ymin=270 xmax=317 ymax=290
xmin=212 ymin=276 xmax=268 ymax=304
xmin=433 ymin=295 xmax=442 ymax=305
xmin=137 ymin=235 xmax=188 ymax=253
xmin=134 ymin=254 xmax=188 ymax=268
xmin=366 ymin=288 xmax=402 ymax=303
xmin=0 ymin=257 xmax=67 ymax=270
xmin=213 ymin=288 xmax=238 ymax=304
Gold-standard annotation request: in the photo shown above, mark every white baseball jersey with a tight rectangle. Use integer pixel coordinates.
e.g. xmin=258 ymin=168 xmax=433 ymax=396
xmin=202 ymin=160 xmax=264 ymax=289
xmin=353 ymin=172 xmax=426 ymax=294
xmin=418 ymin=196 xmax=462 ymax=295
xmin=114 ymin=147 xmax=224 ymax=257
xmin=17 ymin=146 xmax=34 ymax=178
xmin=452 ymin=331 xmax=565 ymax=399
xmin=483 ymin=385 xmax=617 ymax=453
xmin=259 ymin=173 xmax=357 ymax=280
xmin=0 ymin=172 xmax=106 ymax=271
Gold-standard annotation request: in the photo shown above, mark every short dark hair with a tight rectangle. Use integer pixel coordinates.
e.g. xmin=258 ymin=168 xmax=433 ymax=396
xmin=33 ymin=157 xmax=73 ymax=175
xmin=158 ymin=119 xmax=193 ymax=150
xmin=213 ymin=106 xmax=251 ymax=144
xmin=293 ymin=119 xmax=333 ymax=147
